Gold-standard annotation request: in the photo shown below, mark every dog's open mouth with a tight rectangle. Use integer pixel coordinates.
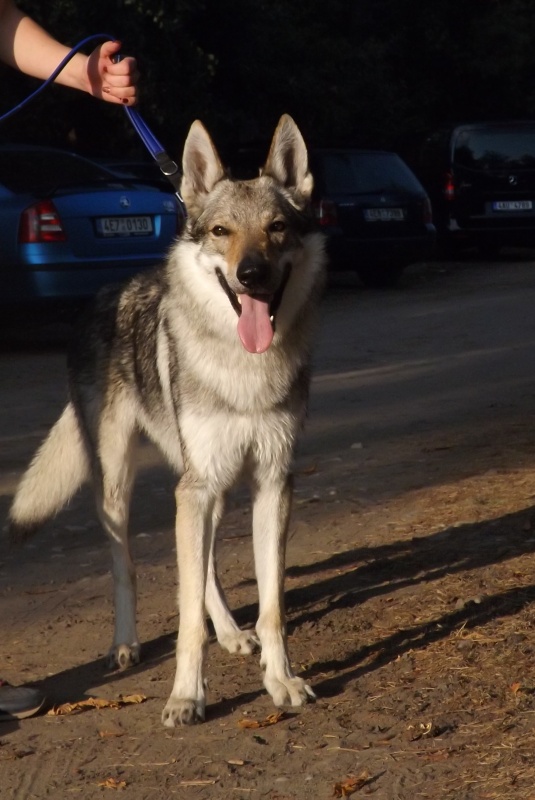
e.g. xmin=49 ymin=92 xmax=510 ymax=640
xmin=216 ymin=266 xmax=291 ymax=354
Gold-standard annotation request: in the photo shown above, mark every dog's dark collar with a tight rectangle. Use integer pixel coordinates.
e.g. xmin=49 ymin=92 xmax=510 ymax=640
xmin=215 ymin=264 xmax=291 ymax=329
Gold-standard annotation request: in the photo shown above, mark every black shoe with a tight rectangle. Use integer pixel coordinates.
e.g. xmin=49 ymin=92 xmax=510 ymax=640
xmin=0 ymin=681 xmax=46 ymax=720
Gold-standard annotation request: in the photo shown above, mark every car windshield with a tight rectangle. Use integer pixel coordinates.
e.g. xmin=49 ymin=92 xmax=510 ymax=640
xmin=317 ymin=152 xmax=422 ymax=195
xmin=454 ymin=128 xmax=535 ymax=170
xmin=0 ymin=150 xmax=115 ymax=193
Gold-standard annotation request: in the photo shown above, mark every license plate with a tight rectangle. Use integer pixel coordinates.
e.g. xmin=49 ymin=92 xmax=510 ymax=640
xmin=364 ymin=208 xmax=404 ymax=222
xmin=96 ymin=216 xmax=153 ymax=236
xmin=492 ymin=200 xmax=533 ymax=212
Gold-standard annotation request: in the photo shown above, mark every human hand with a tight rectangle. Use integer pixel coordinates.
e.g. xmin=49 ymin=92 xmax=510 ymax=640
xmin=86 ymin=40 xmax=139 ymax=105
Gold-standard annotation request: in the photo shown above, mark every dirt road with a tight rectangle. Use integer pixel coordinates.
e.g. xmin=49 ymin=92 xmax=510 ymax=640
xmin=1 ymin=256 xmax=535 ymax=799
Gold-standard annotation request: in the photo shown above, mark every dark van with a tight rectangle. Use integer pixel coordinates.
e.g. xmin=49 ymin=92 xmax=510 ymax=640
xmin=416 ymin=121 xmax=535 ymax=256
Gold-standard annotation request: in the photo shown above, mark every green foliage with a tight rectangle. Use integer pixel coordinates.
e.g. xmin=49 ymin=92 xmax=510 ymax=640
xmin=2 ymin=0 xmax=535 ymax=159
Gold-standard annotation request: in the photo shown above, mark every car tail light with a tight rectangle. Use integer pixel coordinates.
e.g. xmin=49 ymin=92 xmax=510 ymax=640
xmin=19 ymin=200 xmax=66 ymax=243
xmin=314 ymin=198 xmax=338 ymax=226
xmin=443 ymin=171 xmax=455 ymax=201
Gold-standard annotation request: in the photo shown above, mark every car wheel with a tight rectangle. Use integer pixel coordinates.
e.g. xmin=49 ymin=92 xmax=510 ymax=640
xmin=438 ymin=235 xmax=465 ymax=259
xmin=477 ymin=242 xmax=502 ymax=260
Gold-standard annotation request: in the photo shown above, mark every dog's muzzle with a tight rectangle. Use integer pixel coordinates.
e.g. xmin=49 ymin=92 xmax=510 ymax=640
xmin=215 ymin=264 xmax=291 ymax=354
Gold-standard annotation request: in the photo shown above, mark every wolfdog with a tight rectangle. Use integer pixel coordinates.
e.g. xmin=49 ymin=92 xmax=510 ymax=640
xmin=9 ymin=115 xmax=327 ymax=726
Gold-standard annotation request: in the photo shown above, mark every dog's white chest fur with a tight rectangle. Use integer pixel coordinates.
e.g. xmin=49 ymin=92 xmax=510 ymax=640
xmin=180 ymin=405 xmax=297 ymax=486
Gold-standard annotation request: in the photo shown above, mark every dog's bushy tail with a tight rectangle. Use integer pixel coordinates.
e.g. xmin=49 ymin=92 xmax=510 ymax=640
xmin=9 ymin=402 xmax=90 ymax=543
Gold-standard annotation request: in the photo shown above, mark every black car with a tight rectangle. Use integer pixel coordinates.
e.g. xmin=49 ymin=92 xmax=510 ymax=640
xmin=230 ymin=147 xmax=435 ymax=287
xmin=414 ymin=121 xmax=535 ymax=256
xmin=309 ymin=149 xmax=435 ymax=286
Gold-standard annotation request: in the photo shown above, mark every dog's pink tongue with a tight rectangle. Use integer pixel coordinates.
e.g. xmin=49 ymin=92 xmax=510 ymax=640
xmin=237 ymin=295 xmax=273 ymax=354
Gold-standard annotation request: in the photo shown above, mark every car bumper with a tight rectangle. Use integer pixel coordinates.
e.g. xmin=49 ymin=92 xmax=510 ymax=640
xmin=443 ymin=215 xmax=535 ymax=248
xmin=0 ymin=258 xmax=163 ymax=304
xmin=325 ymin=228 xmax=436 ymax=269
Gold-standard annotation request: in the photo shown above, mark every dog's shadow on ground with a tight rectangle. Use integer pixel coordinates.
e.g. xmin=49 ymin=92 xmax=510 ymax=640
xmin=36 ymin=503 xmax=535 ymax=718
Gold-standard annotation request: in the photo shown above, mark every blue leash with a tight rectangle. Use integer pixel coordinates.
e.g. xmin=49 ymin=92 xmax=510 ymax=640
xmin=0 ymin=33 xmax=186 ymax=215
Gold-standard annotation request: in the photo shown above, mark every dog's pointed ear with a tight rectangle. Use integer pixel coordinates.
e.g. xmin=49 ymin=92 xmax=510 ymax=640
xmin=181 ymin=120 xmax=226 ymax=212
xmin=263 ymin=115 xmax=313 ymax=202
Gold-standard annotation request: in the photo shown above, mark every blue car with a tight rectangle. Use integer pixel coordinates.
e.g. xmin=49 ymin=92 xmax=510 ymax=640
xmin=0 ymin=144 xmax=180 ymax=310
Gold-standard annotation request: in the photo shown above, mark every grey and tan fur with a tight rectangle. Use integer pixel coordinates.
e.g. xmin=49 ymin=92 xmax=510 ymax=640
xmin=9 ymin=115 xmax=326 ymax=727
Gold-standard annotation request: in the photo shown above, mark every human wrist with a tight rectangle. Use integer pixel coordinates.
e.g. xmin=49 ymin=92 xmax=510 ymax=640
xmin=59 ymin=51 xmax=92 ymax=94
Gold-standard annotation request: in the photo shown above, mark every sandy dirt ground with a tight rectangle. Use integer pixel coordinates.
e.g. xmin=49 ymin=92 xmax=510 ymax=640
xmin=1 ymin=255 xmax=535 ymax=799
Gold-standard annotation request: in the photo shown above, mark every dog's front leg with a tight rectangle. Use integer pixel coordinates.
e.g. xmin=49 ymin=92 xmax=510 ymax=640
xmin=162 ymin=476 xmax=213 ymax=727
xmin=252 ymin=475 xmax=315 ymax=707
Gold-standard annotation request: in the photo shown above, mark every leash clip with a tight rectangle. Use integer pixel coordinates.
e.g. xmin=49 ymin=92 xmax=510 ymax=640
xmin=113 ymin=50 xmax=186 ymax=216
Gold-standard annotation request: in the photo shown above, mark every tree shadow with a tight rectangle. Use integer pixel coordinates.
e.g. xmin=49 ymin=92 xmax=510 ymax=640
xmin=285 ymin=504 xmax=535 ymax=623
xmin=310 ymin=580 xmax=535 ymax=698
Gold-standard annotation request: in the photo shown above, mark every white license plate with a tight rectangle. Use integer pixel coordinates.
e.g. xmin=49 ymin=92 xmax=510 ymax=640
xmin=364 ymin=208 xmax=404 ymax=222
xmin=96 ymin=216 xmax=153 ymax=236
xmin=492 ymin=200 xmax=533 ymax=212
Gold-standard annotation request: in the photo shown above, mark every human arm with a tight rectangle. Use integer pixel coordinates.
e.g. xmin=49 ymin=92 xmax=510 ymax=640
xmin=0 ymin=0 xmax=138 ymax=104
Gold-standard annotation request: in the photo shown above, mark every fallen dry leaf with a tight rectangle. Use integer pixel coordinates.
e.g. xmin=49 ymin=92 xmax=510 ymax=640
xmin=423 ymin=750 xmax=451 ymax=762
xmin=98 ymin=726 xmax=125 ymax=739
xmin=297 ymin=462 xmax=318 ymax=475
xmin=97 ymin=777 xmax=127 ymax=790
xmin=510 ymin=682 xmax=522 ymax=695
xmin=47 ymin=694 xmax=146 ymax=716
xmin=0 ymin=746 xmax=35 ymax=762
xmin=238 ymin=711 xmax=286 ymax=729
xmin=333 ymin=771 xmax=370 ymax=798
xmin=118 ymin=694 xmax=146 ymax=704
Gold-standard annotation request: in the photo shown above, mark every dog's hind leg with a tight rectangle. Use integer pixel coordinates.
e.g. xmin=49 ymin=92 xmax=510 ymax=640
xmin=252 ymin=475 xmax=315 ymax=708
xmin=92 ymin=404 xmax=140 ymax=671
xmin=205 ymin=496 xmax=259 ymax=655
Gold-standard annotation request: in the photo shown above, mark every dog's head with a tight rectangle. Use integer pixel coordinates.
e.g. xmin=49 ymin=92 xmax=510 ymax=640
xmin=179 ymin=115 xmax=321 ymax=354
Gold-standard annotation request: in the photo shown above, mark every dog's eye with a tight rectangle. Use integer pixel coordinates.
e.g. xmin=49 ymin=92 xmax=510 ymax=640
xmin=211 ymin=225 xmax=229 ymax=237
xmin=269 ymin=220 xmax=286 ymax=234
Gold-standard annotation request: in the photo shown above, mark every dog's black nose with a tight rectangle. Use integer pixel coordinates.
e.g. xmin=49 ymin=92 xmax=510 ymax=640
xmin=237 ymin=257 xmax=270 ymax=289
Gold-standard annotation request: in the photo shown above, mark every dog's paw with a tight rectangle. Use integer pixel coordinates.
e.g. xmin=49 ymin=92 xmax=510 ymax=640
xmin=162 ymin=696 xmax=205 ymax=727
xmin=264 ymin=673 xmax=316 ymax=707
xmin=218 ymin=628 xmax=260 ymax=655
xmin=106 ymin=643 xmax=140 ymax=671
